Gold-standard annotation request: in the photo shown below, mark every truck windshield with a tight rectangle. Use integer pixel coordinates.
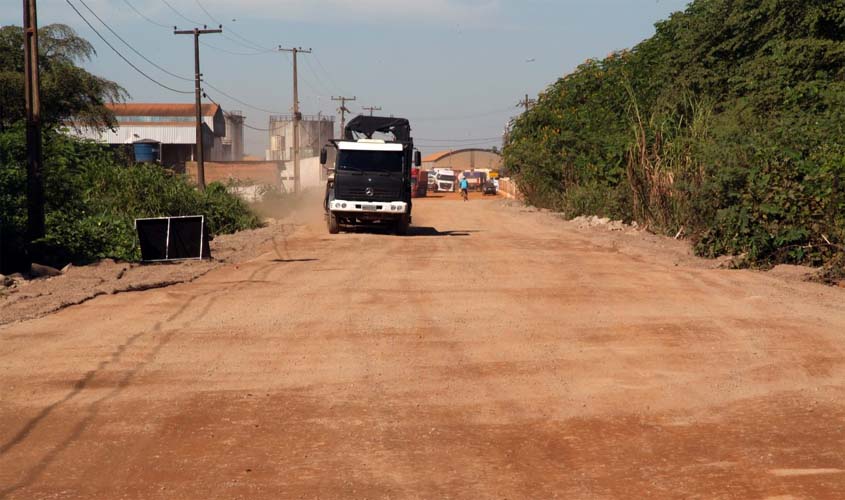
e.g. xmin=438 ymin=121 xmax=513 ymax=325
xmin=338 ymin=150 xmax=404 ymax=173
xmin=439 ymin=175 xmax=456 ymax=182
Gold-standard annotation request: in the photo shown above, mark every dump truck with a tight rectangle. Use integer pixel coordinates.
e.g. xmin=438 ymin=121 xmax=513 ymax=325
xmin=321 ymin=116 xmax=421 ymax=235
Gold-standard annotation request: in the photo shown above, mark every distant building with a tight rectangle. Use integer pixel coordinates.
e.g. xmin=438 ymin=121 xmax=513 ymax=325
xmin=266 ymin=114 xmax=334 ymax=161
xmin=422 ymin=148 xmax=503 ymax=172
xmin=220 ymin=110 xmax=246 ymax=161
xmin=75 ymin=103 xmax=243 ymax=170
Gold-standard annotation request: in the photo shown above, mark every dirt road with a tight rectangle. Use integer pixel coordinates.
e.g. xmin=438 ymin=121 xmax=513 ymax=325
xmin=1 ymin=196 xmax=844 ymax=499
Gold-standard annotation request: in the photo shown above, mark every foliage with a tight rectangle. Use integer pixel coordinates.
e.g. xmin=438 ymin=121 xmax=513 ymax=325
xmin=0 ymin=24 xmax=125 ymax=130
xmin=504 ymin=0 xmax=845 ymax=272
xmin=1 ymin=127 xmax=262 ymax=266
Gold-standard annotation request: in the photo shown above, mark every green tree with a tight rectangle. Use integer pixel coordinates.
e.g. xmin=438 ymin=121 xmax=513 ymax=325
xmin=503 ymin=0 xmax=845 ymax=273
xmin=0 ymin=23 xmax=125 ymax=130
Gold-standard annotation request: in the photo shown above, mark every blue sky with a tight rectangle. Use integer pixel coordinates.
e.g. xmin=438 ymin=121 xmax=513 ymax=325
xmin=2 ymin=0 xmax=690 ymax=156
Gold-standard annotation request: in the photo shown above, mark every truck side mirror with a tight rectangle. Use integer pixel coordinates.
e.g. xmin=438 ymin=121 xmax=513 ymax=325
xmin=320 ymin=147 xmax=328 ymax=165
xmin=414 ymin=150 xmax=422 ymax=167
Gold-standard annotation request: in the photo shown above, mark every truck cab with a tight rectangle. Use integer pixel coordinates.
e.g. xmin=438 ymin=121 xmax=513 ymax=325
xmin=432 ymin=169 xmax=457 ymax=192
xmin=322 ymin=116 xmax=421 ymax=235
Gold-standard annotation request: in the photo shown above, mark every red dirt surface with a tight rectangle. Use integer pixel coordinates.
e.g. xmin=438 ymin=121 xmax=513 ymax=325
xmin=1 ymin=197 xmax=843 ymax=499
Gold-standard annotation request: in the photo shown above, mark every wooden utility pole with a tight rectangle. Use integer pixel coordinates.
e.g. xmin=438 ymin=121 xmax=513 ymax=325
xmin=23 ymin=0 xmax=44 ymax=248
xmin=518 ymin=94 xmax=536 ymax=112
xmin=175 ymin=26 xmax=222 ymax=191
xmin=279 ymin=46 xmax=312 ymax=194
xmin=332 ymin=95 xmax=356 ymax=136
xmin=362 ymin=105 xmax=382 ymax=117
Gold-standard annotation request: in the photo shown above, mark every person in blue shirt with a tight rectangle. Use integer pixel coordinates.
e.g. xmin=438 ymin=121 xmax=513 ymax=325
xmin=459 ymin=177 xmax=470 ymax=201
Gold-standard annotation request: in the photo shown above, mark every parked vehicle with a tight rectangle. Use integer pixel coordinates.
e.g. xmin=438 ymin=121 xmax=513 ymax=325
xmin=411 ymin=168 xmax=428 ymax=198
xmin=431 ymin=169 xmax=457 ymax=192
xmin=461 ymin=171 xmax=488 ymax=192
xmin=482 ymin=181 xmax=498 ymax=196
xmin=321 ymin=116 xmax=421 ymax=235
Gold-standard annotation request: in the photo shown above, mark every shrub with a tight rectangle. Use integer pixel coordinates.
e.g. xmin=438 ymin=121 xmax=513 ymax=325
xmin=0 ymin=127 xmax=262 ymax=267
xmin=503 ymin=0 xmax=845 ymax=274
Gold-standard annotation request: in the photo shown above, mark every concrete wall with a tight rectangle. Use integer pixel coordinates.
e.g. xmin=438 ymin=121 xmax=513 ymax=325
xmin=281 ymin=157 xmax=325 ymax=192
xmin=187 ymin=161 xmax=284 ymax=188
xmin=497 ymin=178 xmax=523 ymax=201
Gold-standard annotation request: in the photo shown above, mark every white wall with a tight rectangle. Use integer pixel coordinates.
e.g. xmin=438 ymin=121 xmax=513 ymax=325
xmin=281 ymin=156 xmax=326 ymax=193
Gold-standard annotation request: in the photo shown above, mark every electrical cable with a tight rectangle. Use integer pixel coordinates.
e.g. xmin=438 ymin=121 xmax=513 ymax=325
xmin=277 ymin=50 xmax=327 ymax=101
xmin=202 ymin=80 xmax=287 ymax=114
xmin=161 ymin=0 xmax=203 ymax=26
xmin=65 ymin=0 xmax=192 ymax=94
xmin=202 ymin=90 xmax=271 ymax=131
xmin=121 ymin=0 xmax=170 ymax=28
xmin=312 ymin=53 xmax=346 ymax=95
xmin=194 ymin=0 xmax=274 ymax=52
xmin=199 ymin=41 xmax=274 ymax=56
xmin=78 ymin=0 xmax=192 ymax=82
xmin=243 ymin=122 xmax=271 ymax=132
xmin=122 ymin=0 xmax=274 ymax=56
xmin=303 ymin=56 xmax=334 ymax=96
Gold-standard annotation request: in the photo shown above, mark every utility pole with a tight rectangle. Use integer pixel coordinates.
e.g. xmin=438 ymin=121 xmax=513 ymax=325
xmin=175 ymin=25 xmax=222 ymax=191
xmin=332 ymin=95 xmax=356 ymax=136
xmin=279 ymin=46 xmax=312 ymax=194
xmin=23 ymin=0 xmax=44 ymax=251
xmin=518 ymin=94 xmax=537 ymax=112
xmin=362 ymin=105 xmax=382 ymax=117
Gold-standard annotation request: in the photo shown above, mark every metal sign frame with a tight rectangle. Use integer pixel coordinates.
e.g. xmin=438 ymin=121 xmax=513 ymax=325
xmin=135 ymin=215 xmax=207 ymax=263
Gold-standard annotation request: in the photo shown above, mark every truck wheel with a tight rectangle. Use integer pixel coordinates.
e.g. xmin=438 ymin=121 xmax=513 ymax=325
xmin=395 ymin=214 xmax=410 ymax=236
xmin=327 ymin=212 xmax=340 ymax=234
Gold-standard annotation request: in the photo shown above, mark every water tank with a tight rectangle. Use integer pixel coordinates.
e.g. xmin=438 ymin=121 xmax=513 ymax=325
xmin=133 ymin=142 xmax=159 ymax=163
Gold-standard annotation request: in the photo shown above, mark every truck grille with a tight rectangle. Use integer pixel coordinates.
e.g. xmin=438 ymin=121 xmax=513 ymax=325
xmin=335 ymin=185 xmax=400 ymax=203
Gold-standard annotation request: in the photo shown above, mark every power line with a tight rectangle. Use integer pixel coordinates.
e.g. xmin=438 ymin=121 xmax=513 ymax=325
xmin=121 ymin=0 xmax=169 ymax=28
xmin=303 ymin=56 xmax=333 ymax=96
xmin=121 ymin=0 xmax=274 ymax=56
xmin=161 ymin=0 xmax=202 ymax=26
xmin=243 ymin=122 xmax=270 ymax=132
xmin=279 ymin=50 xmax=325 ymax=100
xmin=194 ymin=0 xmax=273 ymax=52
xmin=200 ymin=41 xmax=274 ymax=56
xmin=518 ymin=94 xmax=537 ymax=111
xmin=202 ymin=91 xmax=270 ymax=131
xmin=202 ymin=80 xmax=286 ymax=114
xmin=65 ymin=0 xmax=192 ymax=94
xmin=77 ymin=0 xmax=192 ymax=82
xmin=332 ymin=95 xmax=356 ymax=133
xmin=312 ymin=53 xmax=346 ymax=95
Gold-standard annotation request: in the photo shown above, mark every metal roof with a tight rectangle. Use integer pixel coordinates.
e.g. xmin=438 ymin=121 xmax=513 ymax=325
xmin=75 ymin=125 xmax=212 ymax=145
xmin=108 ymin=103 xmax=221 ymax=117
xmin=423 ymin=148 xmax=502 ymax=163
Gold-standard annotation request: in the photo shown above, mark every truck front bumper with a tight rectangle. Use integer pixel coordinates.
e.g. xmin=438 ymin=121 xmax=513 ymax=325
xmin=330 ymin=200 xmax=408 ymax=214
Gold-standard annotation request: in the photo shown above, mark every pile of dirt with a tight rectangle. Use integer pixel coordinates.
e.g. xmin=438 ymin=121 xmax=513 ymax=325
xmin=0 ymin=221 xmax=287 ymax=327
xmin=501 ymin=200 xmax=828 ymax=281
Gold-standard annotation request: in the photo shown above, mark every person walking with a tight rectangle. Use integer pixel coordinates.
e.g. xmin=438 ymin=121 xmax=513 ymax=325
xmin=460 ymin=177 xmax=470 ymax=201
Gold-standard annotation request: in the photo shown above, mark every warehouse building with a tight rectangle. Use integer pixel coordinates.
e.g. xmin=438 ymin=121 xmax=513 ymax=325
xmin=422 ymin=148 xmax=503 ymax=171
xmin=76 ymin=103 xmax=245 ymax=171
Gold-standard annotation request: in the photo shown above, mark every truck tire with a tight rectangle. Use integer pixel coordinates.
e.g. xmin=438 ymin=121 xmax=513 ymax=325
xmin=395 ymin=214 xmax=410 ymax=236
xmin=327 ymin=212 xmax=340 ymax=234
